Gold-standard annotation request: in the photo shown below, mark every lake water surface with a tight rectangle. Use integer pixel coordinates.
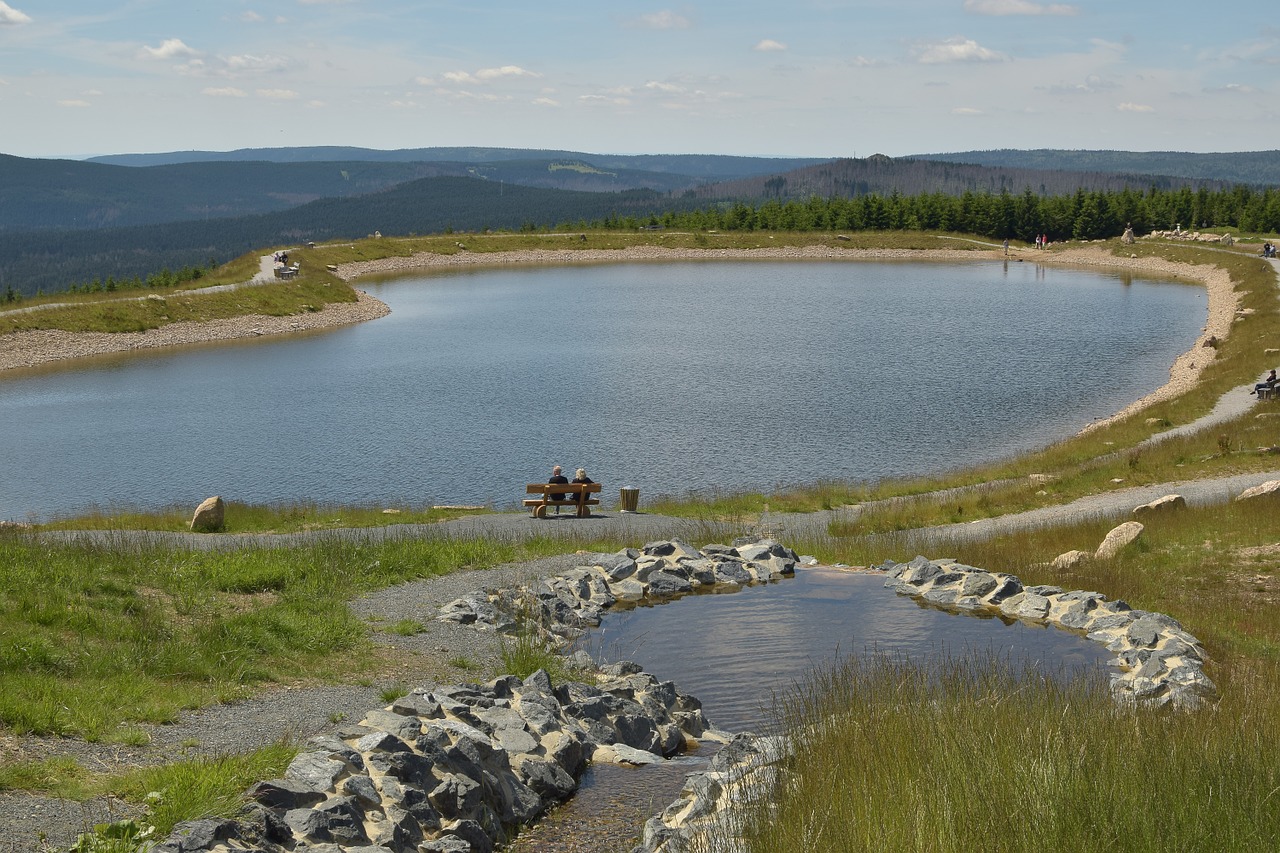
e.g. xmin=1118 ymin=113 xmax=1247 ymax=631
xmin=0 ymin=259 xmax=1203 ymax=521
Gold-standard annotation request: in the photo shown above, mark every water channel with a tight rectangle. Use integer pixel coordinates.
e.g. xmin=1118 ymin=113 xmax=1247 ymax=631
xmin=0 ymin=259 xmax=1203 ymax=522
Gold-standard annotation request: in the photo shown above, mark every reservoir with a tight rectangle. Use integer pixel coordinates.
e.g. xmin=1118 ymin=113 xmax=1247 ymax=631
xmin=0 ymin=259 xmax=1203 ymax=522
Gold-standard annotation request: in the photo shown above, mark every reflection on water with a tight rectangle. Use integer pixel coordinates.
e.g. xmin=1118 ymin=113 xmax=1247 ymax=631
xmin=581 ymin=568 xmax=1113 ymax=734
xmin=0 ymin=260 xmax=1203 ymax=521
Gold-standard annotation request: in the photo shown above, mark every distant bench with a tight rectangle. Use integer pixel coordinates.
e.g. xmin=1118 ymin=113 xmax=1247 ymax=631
xmin=524 ymin=482 xmax=601 ymax=518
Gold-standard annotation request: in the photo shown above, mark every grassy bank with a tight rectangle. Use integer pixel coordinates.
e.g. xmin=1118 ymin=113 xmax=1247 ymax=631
xmin=4 ymin=231 xmax=1278 ymax=848
xmin=0 ymin=531 xmax=634 ymax=742
xmin=37 ymin=500 xmax=490 ymax=535
xmin=744 ymin=653 xmax=1280 ymax=853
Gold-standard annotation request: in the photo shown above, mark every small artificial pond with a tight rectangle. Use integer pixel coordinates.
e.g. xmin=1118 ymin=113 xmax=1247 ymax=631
xmin=580 ymin=567 xmax=1115 ymax=734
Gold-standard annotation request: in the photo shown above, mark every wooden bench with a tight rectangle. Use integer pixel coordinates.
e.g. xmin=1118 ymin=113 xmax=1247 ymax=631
xmin=523 ymin=482 xmax=601 ymax=518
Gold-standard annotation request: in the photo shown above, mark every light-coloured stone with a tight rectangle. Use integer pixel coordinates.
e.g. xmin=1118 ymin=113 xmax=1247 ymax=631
xmin=190 ymin=495 xmax=225 ymax=533
xmin=1132 ymin=494 xmax=1186 ymax=516
xmin=1236 ymin=480 xmax=1280 ymax=502
xmin=1095 ymin=521 xmax=1144 ymax=559
xmin=1052 ymin=550 xmax=1090 ymax=570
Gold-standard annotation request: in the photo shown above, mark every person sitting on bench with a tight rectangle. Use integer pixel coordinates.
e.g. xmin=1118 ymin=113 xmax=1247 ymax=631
xmin=548 ymin=465 xmax=569 ymax=514
xmin=1254 ymin=369 xmax=1278 ymax=395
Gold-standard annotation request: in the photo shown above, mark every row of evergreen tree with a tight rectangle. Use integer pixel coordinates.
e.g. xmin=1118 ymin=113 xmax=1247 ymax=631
xmin=592 ymin=184 xmax=1280 ymax=243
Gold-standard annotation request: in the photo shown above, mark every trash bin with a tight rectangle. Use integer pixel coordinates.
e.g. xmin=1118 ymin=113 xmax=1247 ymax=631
xmin=619 ymin=487 xmax=640 ymax=513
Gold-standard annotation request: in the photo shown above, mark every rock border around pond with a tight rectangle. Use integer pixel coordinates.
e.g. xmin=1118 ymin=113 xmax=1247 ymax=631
xmin=155 ymin=666 xmax=710 ymax=853
xmin=149 ymin=538 xmax=796 ymax=853
xmin=880 ymin=555 xmax=1217 ymax=711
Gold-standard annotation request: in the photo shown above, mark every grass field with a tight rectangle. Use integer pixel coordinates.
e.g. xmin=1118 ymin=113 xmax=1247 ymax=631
xmin=4 ymin=231 xmax=1279 ymax=849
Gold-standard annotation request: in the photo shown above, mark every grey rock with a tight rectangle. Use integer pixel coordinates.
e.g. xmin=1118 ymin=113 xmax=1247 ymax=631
xmin=285 ymin=750 xmax=347 ymax=791
xmin=646 ymin=571 xmax=693 ymax=597
xmin=162 ymin=818 xmax=239 ymax=852
xmin=959 ymin=572 xmax=998 ymax=598
xmin=341 ymin=773 xmax=382 ymax=808
xmin=247 ymin=778 xmax=327 ymax=811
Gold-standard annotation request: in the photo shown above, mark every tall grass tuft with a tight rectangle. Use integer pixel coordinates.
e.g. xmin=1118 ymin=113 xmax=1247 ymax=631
xmin=738 ymin=652 xmax=1280 ymax=853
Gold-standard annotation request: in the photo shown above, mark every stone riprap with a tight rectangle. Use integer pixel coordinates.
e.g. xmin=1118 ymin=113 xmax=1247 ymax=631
xmin=636 ymin=733 xmax=787 ymax=853
xmin=151 ymin=539 xmax=794 ymax=853
xmin=437 ymin=539 xmax=800 ymax=650
xmin=882 ymin=555 xmax=1216 ymax=709
xmin=156 ymin=664 xmax=709 ymax=853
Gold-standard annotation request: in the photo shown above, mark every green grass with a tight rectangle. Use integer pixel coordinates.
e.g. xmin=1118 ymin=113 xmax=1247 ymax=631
xmin=38 ymin=500 xmax=490 ymax=534
xmin=388 ymin=618 xmax=427 ymax=636
xmin=0 ymin=531 xmax=612 ymax=740
xmin=105 ymin=741 xmax=296 ymax=835
xmin=0 ymin=274 xmax=359 ymax=335
xmin=739 ymin=652 xmax=1280 ymax=853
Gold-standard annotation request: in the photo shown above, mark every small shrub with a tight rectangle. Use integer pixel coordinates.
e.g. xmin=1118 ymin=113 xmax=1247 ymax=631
xmin=388 ymin=619 xmax=426 ymax=636
xmin=378 ymin=683 xmax=408 ymax=703
xmin=70 ymin=820 xmax=155 ymax=853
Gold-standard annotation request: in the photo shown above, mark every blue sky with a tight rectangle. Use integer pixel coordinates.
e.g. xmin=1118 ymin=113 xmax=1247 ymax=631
xmin=1 ymin=1 xmax=1277 ymax=160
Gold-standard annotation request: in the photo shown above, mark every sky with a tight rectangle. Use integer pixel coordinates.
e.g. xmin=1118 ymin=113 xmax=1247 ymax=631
xmin=1 ymin=1 xmax=1278 ymax=161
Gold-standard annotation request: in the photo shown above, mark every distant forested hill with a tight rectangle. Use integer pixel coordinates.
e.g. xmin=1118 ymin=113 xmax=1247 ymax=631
xmin=0 ymin=154 xmax=455 ymax=231
xmin=0 ymin=176 xmax=683 ymax=296
xmin=908 ymin=149 xmax=1280 ymax=187
xmin=87 ymin=146 xmax=832 ymax=180
xmin=2 ymin=150 xmax=824 ymax=233
xmin=690 ymin=155 xmax=1227 ymax=201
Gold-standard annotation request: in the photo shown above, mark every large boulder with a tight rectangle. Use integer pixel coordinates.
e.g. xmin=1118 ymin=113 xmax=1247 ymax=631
xmin=1132 ymin=494 xmax=1185 ymax=517
xmin=1095 ymin=521 xmax=1144 ymax=559
xmin=190 ymin=496 xmax=225 ymax=533
xmin=1236 ymin=480 xmax=1280 ymax=502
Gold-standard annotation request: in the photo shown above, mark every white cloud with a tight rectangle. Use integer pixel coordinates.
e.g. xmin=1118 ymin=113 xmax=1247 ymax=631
xmin=850 ymin=55 xmax=885 ymax=67
xmin=139 ymin=38 xmax=199 ymax=60
xmin=532 ymin=97 xmax=559 ymax=107
xmin=754 ymin=39 xmax=787 ymax=52
xmin=240 ymin=11 xmax=264 ymax=23
xmin=1043 ymin=74 xmax=1119 ymax=95
xmin=57 ymin=99 xmax=90 ymax=108
xmin=914 ymin=38 xmax=1008 ymax=64
xmin=952 ymin=107 xmax=984 ymax=115
xmin=1206 ymin=83 xmax=1257 ymax=94
xmin=645 ymin=81 xmax=684 ymax=93
xmin=963 ymin=0 xmax=1077 ymax=15
xmin=580 ymin=93 xmax=631 ymax=106
xmin=414 ymin=76 xmax=435 ymax=86
xmin=628 ymin=10 xmax=692 ymax=30
xmin=1117 ymin=102 xmax=1154 ymax=112
xmin=202 ymin=86 xmax=248 ymax=97
xmin=257 ymin=88 xmax=298 ymax=99
xmin=178 ymin=53 xmax=288 ymax=77
xmin=475 ymin=65 xmax=539 ymax=80
xmin=442 ymin=66 xmax=539 ymax=86
xmin=0 ymin=2 xmax=31 ymax=25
